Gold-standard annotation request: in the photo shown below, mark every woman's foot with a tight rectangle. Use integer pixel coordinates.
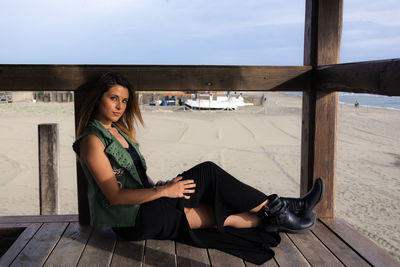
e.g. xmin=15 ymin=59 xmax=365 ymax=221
xmin=257 ymin=194 xmax=314 ymax=233
xmin=281 ymin=177 xmax=325 ymax=217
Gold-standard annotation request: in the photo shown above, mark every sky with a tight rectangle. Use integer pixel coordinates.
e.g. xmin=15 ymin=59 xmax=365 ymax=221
xmin=0 ymin=0 xmax=398 ymax=65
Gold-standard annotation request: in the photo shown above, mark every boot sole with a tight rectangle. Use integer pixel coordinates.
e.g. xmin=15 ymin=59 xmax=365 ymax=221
xmin=263 ymin=222 xmax=315 ymax=234
xmin=278 ymin=223 xmax=315 ymax=234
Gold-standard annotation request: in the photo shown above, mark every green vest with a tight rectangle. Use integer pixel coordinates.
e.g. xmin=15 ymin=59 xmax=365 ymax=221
xmin=72 ymin=119 xmax=147 ymax=227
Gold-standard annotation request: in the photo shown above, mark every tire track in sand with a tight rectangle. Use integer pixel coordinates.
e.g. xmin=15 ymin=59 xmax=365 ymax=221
xmin=260 ymin=146 xmax=298 ymax=186
xmin=216 ymin=128 xmax=222 ymax=140
xmin=177 ymin=124 xmax=190 ymax=143
xmin=0 ymin=155 xmax=22 ymax=185
xmin=269 ymin=120 xmax=299 ymax=141
xmin=234 ymin=118 xmax=256 ymax=139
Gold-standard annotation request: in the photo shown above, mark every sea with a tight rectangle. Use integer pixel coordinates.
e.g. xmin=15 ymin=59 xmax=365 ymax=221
xmin=285 ymin=92 xmax=400 ymax=111
xmin=339 ymin=93 xmax=400 ymax=110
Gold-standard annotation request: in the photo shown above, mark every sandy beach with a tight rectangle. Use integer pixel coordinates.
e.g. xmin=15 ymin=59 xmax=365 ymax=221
xmin=0 ymin=93 xmax=399 ymax=261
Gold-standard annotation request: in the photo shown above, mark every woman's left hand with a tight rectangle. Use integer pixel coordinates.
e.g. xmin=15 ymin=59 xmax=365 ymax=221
xmin=160 ymin=176 xmax=196 ymax=199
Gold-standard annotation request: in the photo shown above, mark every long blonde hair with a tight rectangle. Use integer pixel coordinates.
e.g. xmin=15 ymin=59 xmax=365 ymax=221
xmin=76 ymin=72 xmax=144 ymax=144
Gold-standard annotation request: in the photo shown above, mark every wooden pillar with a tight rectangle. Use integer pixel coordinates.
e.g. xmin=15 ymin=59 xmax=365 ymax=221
xmin=38 ymin=123 xmax=59 ymax=215
xmin=301 ymin=0 xmax=342 ymax=218
xmin=74 ymin=90 xmax=90 ymax=224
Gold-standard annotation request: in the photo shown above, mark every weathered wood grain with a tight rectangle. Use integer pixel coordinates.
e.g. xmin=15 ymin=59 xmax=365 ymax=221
xmin=0 ymin=223 xmax=32 ymax=228
xmin=10 ymin=222 xmax=68 ymax=267
xmin=315 ymin=59 xmax=400 ymax=96
xmin=0 ymin=215 xmax=78 ymax=224
xmin=43 ymin=222 xmax=92 ymax=267
xmin=110 ymin=239 xmax=145 ymax=267
xmin=311 ymin=220 xmax=370 ymax=267
xmin=0 ymin=65 xmax=311 ymax=92
xmin=77 ymin=227 xmax=117 ymax=267
xmin=301 ymin=0 xmax=342 ymax=218
xmin=321 ymin=218 xmax=400 ymax=267
xmin=288 ymin=231 xmax=344 ymax=266
xmin=300 ymin=90 xmax=316 ymax=196
xmin=312 ymin=91 xmax=338 ymax=217
xmin=144 ymin=239 xmax=176 ymax=267
xmin=245 ymin=257 xmax=278 ymax=267
xmin=1 ymin=216 xmax=397 ymax=266
xmin=273 ymin=234 xmax=310 ymax=266
xmin=38 ymin=123 xmax=59 ymax=215
xmin=176 ymin=241 xmax=211 ymax=267
xmin=301 ymin=0 xmax=319 ymax=199
xmin=207 ymin=248 xmax=245 ymax=267
xmin=0 ymin=223 xmax=42 ymax=266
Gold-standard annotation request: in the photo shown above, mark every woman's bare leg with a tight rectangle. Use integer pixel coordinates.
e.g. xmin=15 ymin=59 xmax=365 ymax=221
xmin=223 ymin=211 xmax=261 ymax=228
xmin=184 ymin=204 xmax=217 ymax=229
xmin=184 ymin=199 xmax=269 ymax=229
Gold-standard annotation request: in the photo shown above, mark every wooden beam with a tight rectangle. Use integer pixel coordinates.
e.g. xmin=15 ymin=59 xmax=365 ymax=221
xmin=74 ymin=91 xmax=90 ymax=225
xmin=1 ymin=61 xmax=397 ymax=95
xmin=315 ymin=59 xmax=400 ymax=96
xmin=300 ymin=0 xmax=318 ymax=198
xmin=0 ymin=215 xmax=78 ymax=224
xmin=38 ymin=123 xmax=59 ymax=215
xmin=301 ymin=0 xmax=342 ymax=219
xmin=0 ymin=64 xmax=311 ymax=92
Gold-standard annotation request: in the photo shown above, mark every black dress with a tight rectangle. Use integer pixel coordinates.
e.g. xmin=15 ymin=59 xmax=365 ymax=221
xmin=112 ymin=145 xmax=280 ymax=265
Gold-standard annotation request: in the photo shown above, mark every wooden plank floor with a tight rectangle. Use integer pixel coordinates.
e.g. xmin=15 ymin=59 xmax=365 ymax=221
xmin=0 ymin=215 xmax=398 ymax=267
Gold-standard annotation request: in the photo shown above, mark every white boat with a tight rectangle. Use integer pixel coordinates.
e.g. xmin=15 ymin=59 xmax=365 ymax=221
xmin=185 ymin=94 xmax=253 ymax=110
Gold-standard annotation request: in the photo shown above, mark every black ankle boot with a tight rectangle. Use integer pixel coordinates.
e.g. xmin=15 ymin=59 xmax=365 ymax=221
xmin=281 ymin=177 xmax=325 ymax=217
xmin=257 ymin=194 xmax=314 ymax=233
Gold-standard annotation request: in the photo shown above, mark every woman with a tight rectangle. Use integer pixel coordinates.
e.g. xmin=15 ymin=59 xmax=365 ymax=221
xmin=73 ymin=72 xmax=324 ymax=265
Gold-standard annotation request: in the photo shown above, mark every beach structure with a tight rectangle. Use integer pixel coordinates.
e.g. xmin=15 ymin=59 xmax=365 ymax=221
xmin=185 ymin=94 xmax=253 ymax=110
xmin=1 ymin=0 xmax=399 ymax=266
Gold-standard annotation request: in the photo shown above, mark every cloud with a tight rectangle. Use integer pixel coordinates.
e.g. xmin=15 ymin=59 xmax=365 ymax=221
xmin=0 ymin=0 xmax=398 ymax=64
xmin=343 ymin=36 xmax=400 ymax=48
xmin=344 ymin=10 xmax=400 ymax=26
xmin=341 ymin=0 xmax=400 ymax=62
xmin=343 ymin=0 xmax=400 ymax=26
xmin=0 ymin=0 xmax=307 ymax=64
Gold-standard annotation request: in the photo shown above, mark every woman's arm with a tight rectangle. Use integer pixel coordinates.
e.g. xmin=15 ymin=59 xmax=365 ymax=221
xmin=147 ymin=175 xmax=171 ymax=187
xmin=79 ymin=135 xmax=196 ymax=206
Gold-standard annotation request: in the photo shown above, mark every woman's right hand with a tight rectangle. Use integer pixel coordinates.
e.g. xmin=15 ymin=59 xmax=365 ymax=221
xmin=161 ymin=176 xmax=196 ymax=199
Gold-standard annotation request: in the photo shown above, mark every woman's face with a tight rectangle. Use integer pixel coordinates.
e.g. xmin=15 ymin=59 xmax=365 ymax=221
xmin=95 ymin=84 xmax=129 ymax=125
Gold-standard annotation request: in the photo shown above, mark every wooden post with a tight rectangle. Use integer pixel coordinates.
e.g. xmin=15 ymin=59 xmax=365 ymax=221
xmin=301 ymin=0 xmax=342 ymax=218
xmin=74 ymin=90 xmax=91 ymax=224
xmin=38 ymin=123 xmax=59 ymax=215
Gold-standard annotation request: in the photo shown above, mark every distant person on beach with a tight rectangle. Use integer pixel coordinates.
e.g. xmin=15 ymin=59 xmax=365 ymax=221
xmin=355 ymin=100 xmax=360 ymax=108
xmin=72 ymin=72 xmax=324 ymax=265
